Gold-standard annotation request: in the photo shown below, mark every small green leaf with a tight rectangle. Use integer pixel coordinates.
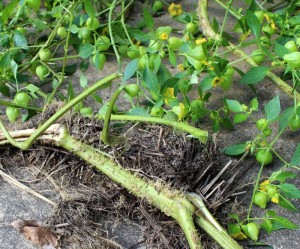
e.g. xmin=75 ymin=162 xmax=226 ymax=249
xmin=223 ymin=143 xmax=246 ymax=156
xmin=126 ymin=107 xmax=149 ymax=116
xmin=79 ymin=44 xmax=94 ymax=59
xmin=265 ymin=95 xmax=281 ymax=122
xmin=10 ymin=59 xmax=18 ymax=80
xmin=143 ymin=8 xmax=154 ymax=30
xmin=240 ymin=66 xmax=269 ymax=84
xmin=278 ymin=183 xmax=300 ymax=199
xmin=80 ymin=74 xmax=88 ymax=88
xmin=291 ymin=143 xmax=300 ymax=166
xmin=26 ymin=84 xmax=40 ymax=99
xmin=274 ymin=42 xmax=290 ymax=58
xmin=279 ymin=107 xmax=293 ymax=131
xmin=123 ymin=59 xmax=138 ymax=81
xmin=168 ymin=49 xmax=177 ymax=67
xmin=278 ymin=195 xmax=298 ymax=211
xmin=68 ymin=81 xmax=75 ymax=100
xmin=267 ymin=210 xmax=299 ymax=229
xmin=226 ymin=99 xmax=242 ymax=112
xmin=13 ymin=30 xmax=28 ymax=48
xmin=233 ymin=113 xmax=248 ymax=124
xmin=143 ymin=66 xmax=159 ymax=93
xmin=245 ymin=10 xmax=261 ymax=38
xmin=70 ymin=24 xmax=79 ymax=34
xmin=275 ymin=171 xmax=297 ymax=182
xmin=84 ymin=0 xmax=96 ymax=18
xmin=250 ymin=98 xmax=259 ymax=111
xmin=199 ymin=75 xmax=213 ymax=92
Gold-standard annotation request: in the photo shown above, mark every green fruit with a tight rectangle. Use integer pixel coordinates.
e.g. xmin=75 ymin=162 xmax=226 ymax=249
xmin=260 ymin=36 xmax=271 ymax=47
xmin=152 ymin=0 xmax=163 ymax=12
xmin=266 ymin=185 xmax=277 ymax=198
xmin=124 ymin=84 xmax=139 ymax=97
xmin=151 ymin=106 xmax=164 ymax=117
xmin=220 ymin=75 xmax=233 ymax=91
xmin=263 ymin=128 xmax=272 ymax=137
xmin=168 ymin=37 xmax=183 ymax=50
xmin=79 ymin=27 xmax=91 ymax=40
xmin=63 ymin=14 xmax=71 ymax=25
xmin=253 ymin=191 xmax=269 ymax=209
xmin=296 ymin=37 xmax=300 ymax=46
xmin=27 ymin=0 xmax=41 ymax=11
xmin=149 ymin=40 xmax=163 ymax=50
xmin=80 ymin=107 xmax=93 ymax=117
xmin=252 ymin=50 xmax=265 ymax=65
xmin=118 ymin=45 xmax=128 ymax=56
xmin=6 ymin=106 xmax=20 ymax=123
xmin=193 ymin=60 xmax=203 ymax=70
xmin=256 ymin=118 xmax=269 ymax=131
xmin=14 ymin=92 xmax=30 ymax=107
xmin=96 ymin=36 xmax=111 ymax=51
xmin=127 ymin=45 xmax=140 ymax=59
xmin=36 ymin=65 xmax=49 ymax=80
xmin=92 ymin=53 xmax=106 ymax=70
xmin=86 ymin=17 xmax=100 ymax=30
xmin=224 ymin=66 xmax=235 ymax=78
xmin=57 ymin=27 xmax=67 ymax=39
xmin=289 ymin=115 xmax=300 ymax=131
xmin=241 ymin=223 xmax=260 ymax=241
xmin=189 ymin=45 xmax=206 ymax=61
xmin=186 ymin=22 xmax=196 ymax=33
xmin=254 ymin=10 xmax=264 ymax=23
xmin=16 ymin=26 xmax=26 ymax=35
xmin=284 ymin=40 xmax=298 ymax=52
xmin=283 ymin=51 xmax=300 ymax=69
xmin=262 ymin=25 xmax=275 ymax=35
xmin=256 ymin=149 xmax=273 ymax=165
xmin=38 ymin=49 xmax=53 ymax=62
xmin=190 ymin=99 xmax=204 ymax=109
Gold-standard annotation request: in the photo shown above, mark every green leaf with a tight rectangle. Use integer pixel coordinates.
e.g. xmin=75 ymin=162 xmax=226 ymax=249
xmin=70 ymin=24 xmax=79 ymax=34
xmin=278 ymin=195 xmax=298 ymax=211
xmin=79 ymin=44 xmax=94 ymax=59
xmin=250 ymin=97 xmax=259 ymax=111
xmin=266 ymin=210 xmax=299 ymax=229
xmin=26 ymin=84 xmax=40 ymax=99
xmin=240 ymin=66 xmax=269 ymax=84
xmin=123 ymin=59 xmax=138 ymax=81
xmin=223 ymin=143 xmax=246 ymax=156
xmin=10 ymin=59 xmax=18 ymax=81
xmin=80 ymin=74 xmax=88 ymax=88
xmin=233 ymin=113 xmax=248 ymax=124
xmin=291 ymin=143 xmax=300 ymax=166
xmin=274 ymin=42 xmax=290 ymax=58
xmin=143 ymin=8 xmax=154 ymax=30
xmin=13 ymin=30 xmax=28 ymax=48
xmin=278 ymin=183 xmax=300 ymax=199
xmin=226 ymin=99 xmax=242 ymax=112
xmin=68 ymin=81 xmax=75 ymax=100
xmin=265 ymin=95 xmax=281 ymax=122
xmin=84 ymin=0 xmax=96 ymax=18
xmin=275 ymin=171 xmax=297 ymax=182
xmin=245 ymin=10 xmax=261 ymax=38
xmin=143 ymin=67 xmax=159 ymax=93
xmin=199 ymin=75 xmax=213 ymax=92
xmin=1 ymin=0 xmax=18 ymax=24
xmin=279 ymin=107 xmax=293 ymax=131
xmin=168 ymin=49 xmax=177 ymax=67
xmin=126 ymin=107 xmax=149 ymax=116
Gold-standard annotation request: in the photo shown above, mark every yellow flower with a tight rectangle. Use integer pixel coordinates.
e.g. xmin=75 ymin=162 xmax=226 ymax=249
xmin=164 ymin=87 xmax=175 ymax=104
xmin=264 ymin=13 xmax=271 ymax=22
xmin=196 ymin=38 xmax=207 ymax=45
xmin=271 ymin=194 xmax=279 ymax=204
xmin=231 ymin=232 xmax=247 ymax=240
xmin=178 ymin=64 xmax=185 ymax=71
xmin=212 ymin=77 xmax=222 ymax=87
xmin=168 ymin=3 xmax=183 ymax=17
xmin=259 ymin=180 xmax=270 ymax=192
xmin=159 ymin=32 xmax=169 ymax=40
xmin=172 ymin=102 xmax=187 ymax=120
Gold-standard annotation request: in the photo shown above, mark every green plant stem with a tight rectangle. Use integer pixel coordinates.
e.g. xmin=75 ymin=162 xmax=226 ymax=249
xmin=198 ymin=0 xmax=300 ymax=101
xmin=121 ymin=0 xmax=134 ymax=46
xmin=214 ymin=0 xmax=242 ymax=19
xmin=0 ymin=73 xmax=119 ymax=150
xmin=103 ymin=114 xmax=208 ymax=144
xmin=56 ymin=128 xmax=202 ymax=249
xmin=100 ymin=86 xmax=124 ymax=145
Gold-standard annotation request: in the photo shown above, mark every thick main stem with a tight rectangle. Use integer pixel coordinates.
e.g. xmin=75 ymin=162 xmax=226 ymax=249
xmin=57 ymin=129 xmax=202 ymax=249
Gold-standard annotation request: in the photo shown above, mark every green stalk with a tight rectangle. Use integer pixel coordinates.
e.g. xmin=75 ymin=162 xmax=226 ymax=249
xmin=198 ymin=0 xmax=300 ymax=101
xmin=0 ymin=73 xmax=119 ymax=150
xmin=57 ymin=128 xmax=202 ymax=249
xmin=103 ymin=114 xmax=208 ymax=144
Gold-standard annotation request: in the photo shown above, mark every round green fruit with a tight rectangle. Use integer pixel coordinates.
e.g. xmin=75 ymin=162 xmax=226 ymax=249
xmin=36 ymin=65 xmax=49 ymax=80
xmin=262 ymin=25 xmax=275 ymax=35
xmin=283 ymin=51 xmax=300 ymax=69
xmin=256 ymin=118 xmax=269 ymax=131
xmin=57 ymin=27 xmax=67 ymax=39
xmin=186 ymin=22 xmax=196 ymax=33
xmin=252 ymin=50 xmax=265 ymax=65
xmin=124 ymin=84 xmax=139 ymax=97
xmin=86 ymin=17 xmax=100 ymax=30
xmin=253 ymin=191 xmax=269 ymax=209
xmin=92 ymin=53 xmax=106 ymax=70
xmin=152 ymin=0 xmax=163 ymax=12
xmin=118 ymin=45 xmax=128 ymax=56
xmin=256 ymin=149 xmax=273 ymax=165
xmin=14 ymin=92 xmax=30 ymax=107
xmin=6 ymin=106 xmax=20 ymax=123
xmin=266 ymin=185 xmax=277 ymax=198
xmin=284 ymin=40 xmax=298 ymax=53
xmin=16 ymin=26 xmax=26 ymax=35
xmin=26 ymin=0 xmax=41 ymax=12
xmin=79 ymin=27 xmax=91 ymax=40
xmin=151 ymin=106 xmax=164 ymax=117
xmin=220 ymin=75 xmax=233 ymax=91
xmin=289 ymin=115 xmax=300 ymax=131
xmin=149 ymin=40 xmax=162 ymax=50
xmin=127 ymin=45 xmax=140 ymax=59
xmin=96 ymin=36 xmax=111 ymax=51
xmin=38 ymin=48 xmax=53 ymax=62
xmin=241 ymin=223 xmax=260 ymax=241
xmin=168 ymin=37 xmax=183 ymax=50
